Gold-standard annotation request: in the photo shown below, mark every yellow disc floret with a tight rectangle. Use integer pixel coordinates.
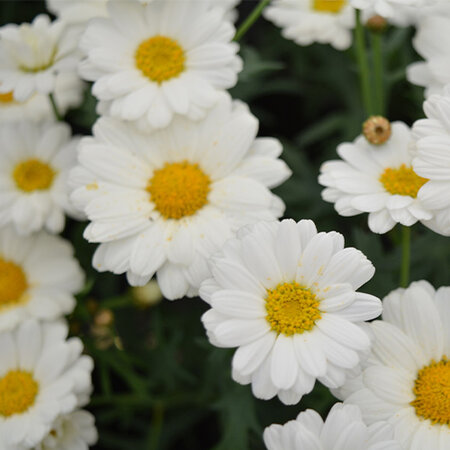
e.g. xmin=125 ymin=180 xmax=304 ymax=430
xmin=379 ymin=164 xmax=428 ymax=198
xmin=0 ymin=370 xmax=39 ymax=417
xmin=13 ymin=159 xmax=55 ymax=192
xmin=0 ymin=257 xmax=28 ymax=308
xmin=265 ymin=282 xmax=322 ymax=336
xmin=135 ymin=35 xmax=186 ymax=83
xmin=411 ymin=358 xmax=450 ymax=425
xmin=147 ymin=161 xmax=210 ymax=220
xmin=313 ymin=0 xmax=346 ymax=13
xmin=0 ymin=92 xmax=14 ymax=103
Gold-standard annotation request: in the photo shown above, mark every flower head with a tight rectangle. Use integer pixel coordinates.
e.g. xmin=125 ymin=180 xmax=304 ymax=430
xmin=264 ymin=0 xmax=355 ymax=50
xmin=319 ymin=122 xmax=433 ymax=233
xmin=201 ymin=219 xmax=381 ymax=404
xmin=264 ymin=403 xmax=402 ymax=450
xmin=0 ymin=320 xmax=93 ymax=449
xmin=412 ymin=86 xmax=450 ymax=236
xmin=335 ymin=281 xmax=450 ymax=450
xmin=0 ymin=121 xmax=81 ymax=235
xmin=71 ymin=94 xmax=290 ymax=300
xmin=0 ymin=15 xmax=81 ymax=102
xmin=79 ymin=0 xmax=242 ymax=130
xmin=0 ymin=226 xmax=84 ymax=333
xmin=36 ymin=410 xmax=98 ymax=450
xmin=407 ymin=15 xmax=450 ymax=97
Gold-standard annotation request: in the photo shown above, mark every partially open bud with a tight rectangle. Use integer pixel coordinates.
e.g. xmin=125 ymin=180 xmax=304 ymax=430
xmin=131 ymin=280 xmax=163 ymax=308
xmin=363 ymin=116 xmax=391 ymax=145
xmin=366 ymin=15 xmax=388 ymax=33
xmin=94 ymin=308 xmax=114 ymax=327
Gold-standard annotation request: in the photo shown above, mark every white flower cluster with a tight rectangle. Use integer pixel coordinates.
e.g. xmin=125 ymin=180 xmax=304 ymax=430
xmin=0 ymin=3 xmax=96 ymax=450
xmin=0 ymin=0 xmax=448 ymax=449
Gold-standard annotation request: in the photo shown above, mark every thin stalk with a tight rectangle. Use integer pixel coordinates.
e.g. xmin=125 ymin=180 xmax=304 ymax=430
xmin=148 ymin=401 xmax=165 ymax=450
xmin=354 ymin=10 xmax=374 ymax=116
xmin=400 ymin=226 xmax=411 ymax=288
xmin=48 ymin=93 xmax=62 ymax=121
xmin=371 ymin=32 xmax=384 ymax=115
xmin=234 ymin=0 xmax=271 ymax=42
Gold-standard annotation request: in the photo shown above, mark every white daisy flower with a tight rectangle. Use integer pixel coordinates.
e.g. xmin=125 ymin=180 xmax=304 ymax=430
xmin=407 ymin=15 xmax=450 ymax=97
xmin=359 ymin=2 xmax=448 ymax=28
xmin=79 ymin=0 xmax=242 ymax=130
xmin=412 ymin=87 xmax=450 ymax=236
xmin=335 ymin=281 xmax=450 ymax=450
xmin=0 ymin=121 xmax=81 ymax=235
xmin=47 ymin=0 xmax=110 ymax=24
xmin=319 ymin=121 xmax=433 ymax=234
xmin=0 ymin=15 xmax=81 ymax=102
xmin=351 ymin=0 xmax=425 ymax=19
xmin=0 ymin=226 xmax=84 ymax=333
xmin=48 ymin=0 xmax=239 ymax=24
xmin=0 ymin=73 xmax=84 ymax=123
xmin=401 ymin=1 xmax=450 ymax=26
xmin=263 ymin=0 xmax=355 ymax=51
xmin=35 ymin=410 xmax=98 ymax=450
xmin=70 ymin=94 xmax=290 ymax=300
xmin=200 ymin=219 xmax=381 ymax=405
xmin=0 ymin=319 xmax=94 ymax=449
xmin=264 ymin=402 xmax=402 ymax=450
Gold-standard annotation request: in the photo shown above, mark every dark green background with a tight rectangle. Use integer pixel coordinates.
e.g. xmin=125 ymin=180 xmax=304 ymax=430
xmin=2 ymin=1 xmax=448 ymax=449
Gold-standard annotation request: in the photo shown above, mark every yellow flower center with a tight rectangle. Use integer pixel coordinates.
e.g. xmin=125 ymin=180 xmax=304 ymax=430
xmin=0 ymin=257 xmax=28 ymax=309
xmin=265 ymin=282 xmax=322 ymax=336
xmin=313 ymin=0 xmax=346 ymax=13
xmin=379 ymin=164 xmax=428 ymax=198
xmin=0 ymin=92 xmax=14 ymax=103
xmin=146 ymin=161 xmax=211 ymax=220
xmin=135 ymin=35 xmax=186 ymax=83
xmin=411 ymin=358 xmax=450 ymax=425
xmin=0 ymin=370 xmax=39 ymax=417
xmin=13 ymin=159 xmax=55 ymax=192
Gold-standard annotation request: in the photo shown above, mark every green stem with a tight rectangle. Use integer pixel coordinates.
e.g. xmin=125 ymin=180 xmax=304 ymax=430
xmin=49 ymin=93 xmax=62 ymax=121
xmin=354 ymin=10 xmax=374 ymax=116
xmin=234 ymin=0 xmax=271 ymax=42
xmin=400 ymin=226 xmax=411 ymax=288
xmin=371 ymin=32 xmax=384 ymax=115
xmin=148 ymin=401 xmax=165 ymax=450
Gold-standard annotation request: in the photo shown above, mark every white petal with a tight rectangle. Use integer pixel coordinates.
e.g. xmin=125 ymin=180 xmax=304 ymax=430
xmin=270 ymin=335 xmax=298 ymax=390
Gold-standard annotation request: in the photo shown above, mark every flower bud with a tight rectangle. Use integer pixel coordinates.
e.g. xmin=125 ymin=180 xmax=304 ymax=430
xmin=363 ymin=116 xmax=391 ymax=145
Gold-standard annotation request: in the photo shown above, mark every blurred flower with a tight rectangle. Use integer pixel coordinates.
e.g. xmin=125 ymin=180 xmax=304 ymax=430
xmin=264 ymin=402 xmax=402 ymax=450
xmin=0 ymin=226 xmax=84 ymax=333
xmin=334 ymin=281 xmax=450 ymax=450
xmin=132 ymin=280 xmax=163 ymax=308
xmin=71 ymin=94 xmax=290 ymax=300
xmin=0 ymin=320 xmax=94 ymax=449
xmin=354 ymin=1 xmax=450 ymax=27
xmin=319 ymin=122 xmax=433 ymax=234
xmin=264 ymin=0 xmax=355 ymax=51
xmin=201 ymin=219 xmax=381 ymax=405
xmin=0 ymin=73 xmax=84 ymax=123
xmin=36 ymin=410 xmax=98 ymax=450
xmin=0 ymin=121 xmax=81 ymax=235
xmin=352 ymin=0 xmax=425 ymax=19
xmin=79 ymin=0 xmax=242 ymax=131
xmin=47 ymin=0 xmax=240 ymax=24
xmin=94 ymin=308 xmax=114 ymax=327
xmin=412 ymin=87 xmax=450 ymax=236
xmin=91 ymin=309 xmax=115 ymax=350
xmin=0 ymin=15 xmax=81 ymax=102
xmin=407 ymin=15 xmax=450 ymax=97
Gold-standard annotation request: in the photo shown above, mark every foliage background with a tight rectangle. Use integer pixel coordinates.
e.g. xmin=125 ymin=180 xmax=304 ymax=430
xmin=2 ymin=1 xmax=449 ymax=449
